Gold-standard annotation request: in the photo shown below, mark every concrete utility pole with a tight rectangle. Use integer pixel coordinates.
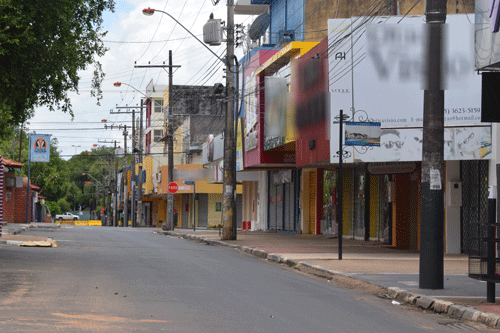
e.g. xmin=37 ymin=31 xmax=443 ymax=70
xmin=122 ymin=125 xmax=128 ymax=227
xmin=131 ymin=107 xmax=136 ymax=227
xmin=419 ymin=0 xmax=447 ymax=290
xmin=113 ymin=106 xmax=145 ymax=227
xmin=167 ymin=50 xmax=175 ymax=231
xmin=137 ymin=99 xmax=144 ymax=227
xmin=135 ymin=53 xmax=180 ymax=230
xmin=222 ymin=0 xmax=237 ymax=240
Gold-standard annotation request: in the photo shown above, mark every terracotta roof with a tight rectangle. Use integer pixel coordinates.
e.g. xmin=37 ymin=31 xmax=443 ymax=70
xmin=2 ymin=157 xmax=24 ymax=168
xmin=30 ymin=184 xmax=40 ymax=190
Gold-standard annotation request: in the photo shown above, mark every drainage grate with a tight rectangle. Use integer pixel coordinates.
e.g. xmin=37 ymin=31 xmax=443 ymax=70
xmin=439 ymin=321 xmax=480 ymax=331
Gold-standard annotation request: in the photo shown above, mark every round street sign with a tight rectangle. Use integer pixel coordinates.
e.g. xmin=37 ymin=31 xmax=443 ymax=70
xmin=168 ymin=182 xmax=179 ymax=194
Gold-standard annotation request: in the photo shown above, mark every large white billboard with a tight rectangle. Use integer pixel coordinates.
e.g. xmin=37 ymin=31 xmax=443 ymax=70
xmin=328 ymin=15 xmax=488 ymax=163
xmin=475 ymin=0 xmax=500 ymax=70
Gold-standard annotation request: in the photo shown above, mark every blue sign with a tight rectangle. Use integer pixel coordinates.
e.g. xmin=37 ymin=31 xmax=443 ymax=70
xmin=30 ymin=134 xmax=51 ymax=162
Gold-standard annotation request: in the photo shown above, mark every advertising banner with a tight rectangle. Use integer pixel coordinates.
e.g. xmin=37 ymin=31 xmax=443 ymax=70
xmin=329 ymin=15 xmax=485 ymax=163
xmin=29 ymin=134 xmax=51 ymax=163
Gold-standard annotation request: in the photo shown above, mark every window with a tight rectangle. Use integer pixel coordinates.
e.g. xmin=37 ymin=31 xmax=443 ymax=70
xmin=154 ymin=100 xmax=163 ymax=113
xmin=153 ymin=130 xmax=163 ymax=142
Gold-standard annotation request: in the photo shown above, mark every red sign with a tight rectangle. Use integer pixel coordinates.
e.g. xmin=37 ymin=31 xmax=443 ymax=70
xmin=167 ymin=182 xmax=179 ymax=194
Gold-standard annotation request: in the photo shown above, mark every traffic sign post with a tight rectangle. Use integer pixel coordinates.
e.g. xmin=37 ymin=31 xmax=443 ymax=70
xmin=168 ymin=182 xmax=178 ymax=194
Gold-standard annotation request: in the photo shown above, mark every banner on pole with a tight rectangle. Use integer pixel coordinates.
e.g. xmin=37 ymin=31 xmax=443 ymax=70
xmin=29 ymin=134 xmax=51 ymax=162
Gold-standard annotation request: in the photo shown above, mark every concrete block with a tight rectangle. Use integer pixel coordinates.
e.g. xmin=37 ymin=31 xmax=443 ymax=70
xmin=252 ymin=249 xmax=268 ymax=258
xmin=432 ymin=300 xmax=453 ymax=313
xmin=267 ymin=254 xmax=282 ymax=262
xmin=387 ymin=287 xmax=403 ymax=299
xmin=461 ymin=308 xmax=481 ymax=321
xmin=415 ymin=296 xmax=435 ymax=310
xmin=241 ymin=246 xmax=253 ymax=254
xmin=448 ymin=305 xmax=467 ymax=318
xmin=479 ymin=312 xmax=500 ymax=327
xmin=395 ymin=291 xmax=410 ymax=303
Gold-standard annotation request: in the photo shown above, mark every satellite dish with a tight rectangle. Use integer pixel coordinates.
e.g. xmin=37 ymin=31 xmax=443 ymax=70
xmin=249 ymin=13 xmax=270 ymax=41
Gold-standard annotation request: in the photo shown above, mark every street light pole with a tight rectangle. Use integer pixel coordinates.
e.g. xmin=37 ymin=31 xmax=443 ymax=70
xmin=142 ymin=5 xmax=239 ymax=238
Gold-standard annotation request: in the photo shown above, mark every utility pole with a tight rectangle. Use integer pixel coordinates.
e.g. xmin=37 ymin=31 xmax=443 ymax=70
xmin=102 ymin=168 xmax=106 ymax=226
xmin=222 ymin=0 xmax=237 ymax=240
xmin=113 ymin=106 xmax=145 ymax=227
xmin=114 ymin=140 xmax=118 ymax=227
xmin=135 ymin=53 xmax=180 ymax=230
xmin=419 ymin=0 xmax=447 ymax=290
xmin=137 ymin=99 xmax=144 ymax=227
xmin=167 ymin=50 xmax=175 ymax=231
xmin=122 ymin=125 xmax=128 ymax=227
xmin=131 ymin=107 xmax=136 ymax=227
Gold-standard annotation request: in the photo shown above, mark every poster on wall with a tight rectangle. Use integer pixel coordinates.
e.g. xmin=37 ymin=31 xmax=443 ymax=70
xmin=345 ymin=122 xmax=381 ymax=146
xmin=29 ymin=134 xmax=51 ymax=163
xmin=352 ymin=126 xmax=491 ymax=162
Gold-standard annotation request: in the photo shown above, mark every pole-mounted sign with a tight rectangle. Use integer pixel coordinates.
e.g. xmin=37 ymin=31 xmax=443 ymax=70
xmin=167 ymin=182 xmax=178 ymax=194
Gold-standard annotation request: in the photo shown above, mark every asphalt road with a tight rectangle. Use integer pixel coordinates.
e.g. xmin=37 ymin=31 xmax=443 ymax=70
xmin=0 ymin=226 xmax=492 ymax=332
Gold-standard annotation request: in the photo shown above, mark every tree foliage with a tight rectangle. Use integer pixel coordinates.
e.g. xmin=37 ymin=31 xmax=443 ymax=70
xmin=0 ymin=0 xmax=114 ymax=135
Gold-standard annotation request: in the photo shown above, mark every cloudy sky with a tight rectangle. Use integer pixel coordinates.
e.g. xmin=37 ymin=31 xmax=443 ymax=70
xmin=27 ymin=0 xmax=253 ymax=159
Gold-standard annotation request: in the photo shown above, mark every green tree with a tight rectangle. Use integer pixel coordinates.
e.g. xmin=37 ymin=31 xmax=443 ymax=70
xmin=0 ymin=0 xmax=115 ymax=135
xmin=57 ymin=198 xmax=71 ymax=213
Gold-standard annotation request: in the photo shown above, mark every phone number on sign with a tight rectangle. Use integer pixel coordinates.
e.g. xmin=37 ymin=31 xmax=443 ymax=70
xmin=444 ymin=108 xmax=480 ymax=115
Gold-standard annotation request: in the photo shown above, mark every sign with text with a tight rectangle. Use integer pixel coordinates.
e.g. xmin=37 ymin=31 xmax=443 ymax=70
xmin=29 ymin=134 xmax=51 ymax=162
xmin=167 ymin=182 xmax=179 ymax=194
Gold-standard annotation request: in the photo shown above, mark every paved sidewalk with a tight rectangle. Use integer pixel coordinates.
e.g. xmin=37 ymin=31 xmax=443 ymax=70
xmin=1 ymin=223 xmax=60 ymax=245
xmin=162 ymin=228 xmax=500 ymax=330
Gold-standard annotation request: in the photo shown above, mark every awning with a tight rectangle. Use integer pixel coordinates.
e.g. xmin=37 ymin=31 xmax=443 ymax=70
xmin=255 ymin=41 xmax=319 ymax=76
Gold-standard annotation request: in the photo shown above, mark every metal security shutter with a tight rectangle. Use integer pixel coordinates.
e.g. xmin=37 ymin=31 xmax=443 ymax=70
xmin=269 ymin=175 xmax=278 ymax=230
xmin=198 ymin=194 xmax=208 ymax=228
xmin=284 ymin=181 xmax=296 ymax=232
xmin=237 ymin=194 xmax=242 ymax=229
xmin=276 ymin=184 xmax=284 ymax=231
xmin=309 ymin=171 xmax=316 ymax=234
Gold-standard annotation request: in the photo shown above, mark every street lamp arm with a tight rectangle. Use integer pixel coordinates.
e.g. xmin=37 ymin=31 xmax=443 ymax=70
xmin=142 ymin=8 xmax=227 ymax=66
xmin=113 ymin=82 xmax=163 ymax=109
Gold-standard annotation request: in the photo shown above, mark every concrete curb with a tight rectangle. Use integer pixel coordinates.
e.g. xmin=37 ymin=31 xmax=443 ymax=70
xmin=162 ymin=230 xmax=500 ymax=330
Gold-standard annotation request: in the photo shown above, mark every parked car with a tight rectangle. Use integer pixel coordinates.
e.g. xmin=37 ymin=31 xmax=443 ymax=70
xmin=54 ymin=212 xmax=79 ymax=221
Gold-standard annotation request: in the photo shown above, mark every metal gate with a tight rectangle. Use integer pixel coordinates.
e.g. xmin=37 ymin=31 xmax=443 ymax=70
xmin=268 ymin=170 xmax=296 ymax=232
xmin=461 ymin=160 xmax=489 ymax=254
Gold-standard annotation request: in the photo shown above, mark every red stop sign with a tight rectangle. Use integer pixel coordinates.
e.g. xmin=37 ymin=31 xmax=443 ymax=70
xmin=168 ymin=182 xmax=179 ymax=194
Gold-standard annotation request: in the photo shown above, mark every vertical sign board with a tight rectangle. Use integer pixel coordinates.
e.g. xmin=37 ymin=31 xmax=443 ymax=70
xmin=27 ymin=134 xmax=51 ymax=223
xmin=0 ymin=156 xmax=3 ymax=237
xmin=30 ymin=134 xmax=51 ymax=162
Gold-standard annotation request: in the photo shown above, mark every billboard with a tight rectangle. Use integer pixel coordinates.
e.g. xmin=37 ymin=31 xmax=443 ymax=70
xmin=328 ymin=15 xmax=486 ymax=163
xmin=476 ymin=0 xmax=500 ymax=70
xmin=29 ymin=134 xmax=51 ymax=163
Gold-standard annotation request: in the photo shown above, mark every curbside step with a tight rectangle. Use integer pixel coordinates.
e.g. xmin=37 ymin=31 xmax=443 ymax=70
xmin=448 ymin=304 xmax=467 ymax=318
xmin=432 ymin=300 xmax=454 ymax=313
xmin=415 ymin=296 xmax=435 ymax=310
